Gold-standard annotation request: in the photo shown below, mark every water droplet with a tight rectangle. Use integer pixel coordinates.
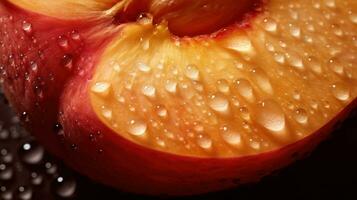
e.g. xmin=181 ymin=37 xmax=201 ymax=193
xmin=221 ymin=126 xmax=241 ymax=146
xmin=0 ymin=186 xmax=12 ymax=200
xmin=263 ymin=18 xmax=278 ymax=33
xmin=197 ymin=135 xmax=212 ymax=150
xmin=45 ymin=161 xmax=58 ymax=175
xmin=0 ymin=149 xmax=13 ymax=164
xmin=70 ymin=30 xmax=81 ymax=41
xmin=53 ymin=176 xmax=77 ymax=198
xmin=289 ymin=24 xmax=301 ymax=38
xmin=226 ymin=36 xmax=254 ymax=54
xmin=137 ymin=13 xmax=153 ymax=25
xmin=251 ymin=68 xmax=273 ymax=94
xmin=208 ymin=94 xmax=230 ymax=114
xmin=0 ymin=129 xmax=9 ymax=140
xmin=185 ymin=65 xmax=200 ymax=81
xmin=216 ymin=79 xmax=230 ymax=94
xmin=156 ymin=106 xmax=168 ymax=118
xmin=294 ymin=108 xmax=309 ymax=124
xmin=101 ymin=108 xmax=113 ymax=120
xmin=17 ymin=186 xmax=32 ymax=200
xmin=256 ymin=100 xmax=286 ymax=132
xmin=22 ymin=21 xmax=32 ymax=34
xmin=234 ymin=79 xmax=254 ymax=102
xmin=62 ymin=54 xmax=73 ymax=69
xmin=328 ymin=58 xmax=344 ymax=75
xmin=128 ymin=120 xmax=147 ymax=136
xmin=331 ymin=82 xmax=350 ymax=101
xmin=350 ymin=13 xmax=357 ymax=24
xmin=307 ymin=56 xmax=322 ymax=74
xmin=19 ymin=141 xmax=44 ymax=165
xmin=91 ymin=82 xmax=111 ymax=96
xmin=249 ymin=140 xmax=261 ymax=150
xmin=30 ymin=172 xmax=43 ymax=185
xmin=58 ymin=36 xmax=69 ymax=49
xmin=0 ymin=164 xmax=13 ymax=181
xmin=137 ymin=62 xmax=151 ymax=72
xmin=286 ymin=52 xmax=304 ymax=69
xmin=141 ymin=84 xmax=156 ymax=98
xmin=30 ymin=61 xmax=38 ymax=72
xmin=165 ymin=80 xmax=177 ymax=94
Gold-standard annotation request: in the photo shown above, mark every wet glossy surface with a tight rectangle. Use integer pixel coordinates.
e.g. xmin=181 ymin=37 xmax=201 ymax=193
xmin=0 ymin=87 xmax=356 ymax=199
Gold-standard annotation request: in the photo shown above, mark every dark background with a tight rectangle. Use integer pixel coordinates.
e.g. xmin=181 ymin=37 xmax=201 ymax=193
xmin=0 ymin=88 xmax=356 ymax=200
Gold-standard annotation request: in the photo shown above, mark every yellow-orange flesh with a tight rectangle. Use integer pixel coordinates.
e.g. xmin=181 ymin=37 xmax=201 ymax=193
xmin=10 ymin=0 xmax=357 ymax=157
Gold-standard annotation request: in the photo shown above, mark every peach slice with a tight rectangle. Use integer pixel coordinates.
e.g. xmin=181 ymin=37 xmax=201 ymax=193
xmin=0 ymin=0 xmax=356 ymax=196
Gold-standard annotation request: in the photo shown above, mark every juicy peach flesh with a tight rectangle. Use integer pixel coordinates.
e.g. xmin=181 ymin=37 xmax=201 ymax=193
xmin=92 ymin=1 xmax=357 ymax=157
xmin=2 ymin=0 xmax=357 ymax=158
xmin=0 ymin=0 xmax=357 ymax=195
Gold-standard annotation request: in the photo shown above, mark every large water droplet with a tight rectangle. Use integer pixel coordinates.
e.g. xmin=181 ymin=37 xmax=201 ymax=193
xmin=256 ymin=100 xmax=286 ymax=132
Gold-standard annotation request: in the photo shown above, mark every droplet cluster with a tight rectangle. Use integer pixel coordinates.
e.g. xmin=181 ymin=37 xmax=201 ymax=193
xmin=90 ymin=1 xmax=357 ymax=157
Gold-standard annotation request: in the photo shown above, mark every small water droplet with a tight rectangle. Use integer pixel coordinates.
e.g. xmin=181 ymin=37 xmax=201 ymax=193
xmin=263 ymin=18 xmax=278 ymax=33
xmin=331 ymin=82 xmax=350 ymax=101
xmin=58 ymin=36 xmax=69 ymax=49
xmin=221 ymin=126 xmax=241 ymax=146
xmin=0 ymin=164 xmax=13 ymax=181
xmin=70 ymin=30 xmax=81 ymax=41
xmin=165 ymin=80 xmax=177 ymax=94
xmin=234 ymin=79 xmax=254 ymax=102
xmin=17 ymin=186 xmax=32 ymax=200
xmin=30 ymin=172 xmax=43 ymax=185
xmin=137 ymin=62 xmax=151 ymax=72
xmin=91 ymin=82 xmax=111 ymax=96
xmin=137 ymin=13 xmax=153 ymax=25
xmin=216 ymin=79 xmax=230 ymax=94
xmin=185 ymin=65 xmax=200 ymax=81
xmin=45 ymin=162 xmax=57 ymax=175
xmin=307 ymin=56 xmax=322 ymax=74
xmin=101 ymin=108 xmax=113 ymax=120
xmin=128 ymin=120 xmax=147 ymax=136
xmin=208 ymin=94 xmax=230 ymax=114
xmin=294 ymin=108 xmax=309 ymax=124
xmin=22 ymin=21 xmax=32 ymax=34
xmin=197 ymin=135 xmax=212 ymax=150
xmin=141 ymin=84 xmax=156 ymax=98
xmin=328 ymin=58 xmax=344 ymax=75
xmin=52 ymin=176 xmax=77 ymax=198
xmin=61 ymin=54 xmax=73 ymax=69
xmin=256 ymin=100 xmax=286 ymax=132
xmin=19 ymin=141 xmax=44 ymax=165
xmin=251 ymin=68 xmax=273 ymax=94
xmin=156 ymin=106 xmax=168 ymax=118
